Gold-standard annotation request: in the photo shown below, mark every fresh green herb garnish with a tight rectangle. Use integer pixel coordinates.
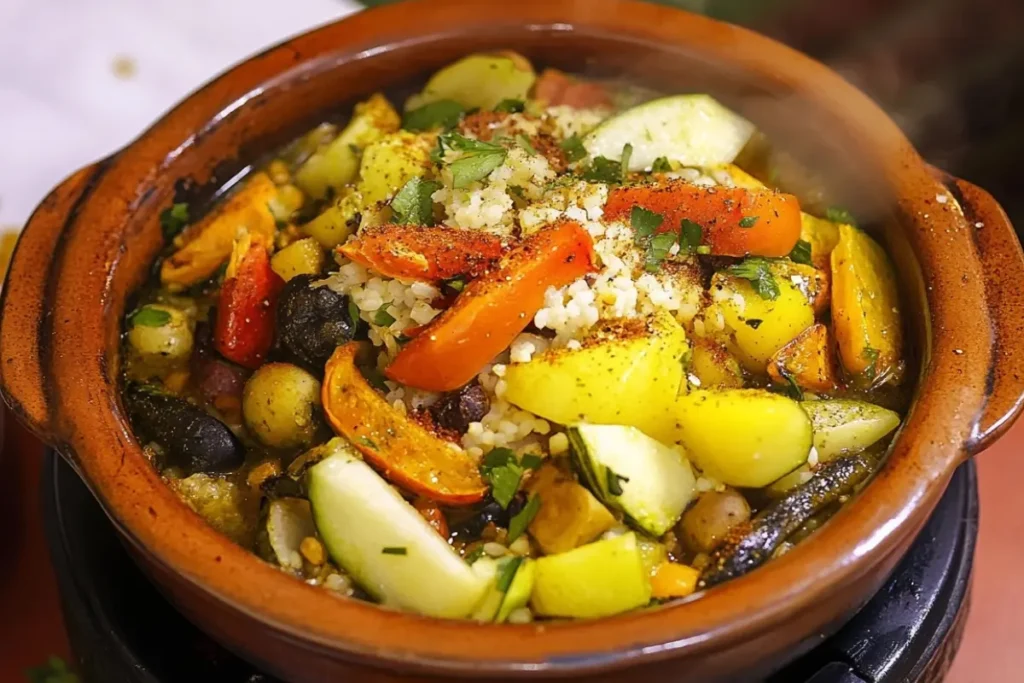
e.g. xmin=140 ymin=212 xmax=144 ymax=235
xmin=373 ymin=305 xmax=397 ymax=327
xmin=651 ymin=156 xmax=672 ymax=173
xmin=620 ymin=143 xmax=634 ymax=179
xmin=779 ymin=370 xmax=804 ymax=401
xmin=581 ymin=156 xmax=623 ymax=184
xmin=494 ymin=98 xmax=525 ymax=114
xmin=630 ymin=206 xmax=664 ymax=243
xmin=130 ymin=306 xmax=171 ymax=328
xmin=645 ymin=232 xmax=678 ymax=273
xmin=520 ymin=453 xmax=543 ymax=471
xmin=348 ymin=300 xmax=361 ymax=328
xmin=480 ymin=447 xmax=530 ymax=509
xmin=464 ymin=546 xmax=485 ymax=565
xmin=442 ymin=275 xmax=467 ymax=294
xmin=508 ymin=185 xmax=527 ymax=203
xmin=496 ymin=556 xmax=524 ymax=592
xmin=679 ymin=219 xmax=703 ymax=253
xmin=508 ymin=494 xmax=541 ymax=542
xmin=862 ymin=346 xmax=880 ymax=380
xmin=726 ymin=258 xmax=780 ymax=300
xmin=559 ymin=134 xmax=588 ymax=163
xmin=402 ymin=99 xmax=465 ymax=132
xmin=826 ymin=206 xmax=858 ymax=226
xmin=788 ymin=238 xmax=813 ymax=266
xmin=26 ymin=657 xmax=80 ymax=683
xmin=441 ymin=132 xmax=509 ymax=188
xmin=516 ymin=134 xmax=537 ymax=156
xmin=390 ymin=177 xmax=442 ymax=225
xmin=606 ymin=468 xmax=630 ymax=496
xmin=358 ymin=436 xmax=378 ymax=450
xmin=739 ymin=215 xmax=759 ymax=228
xmin=159 ymin=202 xmax=190 ymax=241
xmin=381 ymin=546 xmax=407 ymax=555
xmin=696 ymin=245 xmax=712 ymax=255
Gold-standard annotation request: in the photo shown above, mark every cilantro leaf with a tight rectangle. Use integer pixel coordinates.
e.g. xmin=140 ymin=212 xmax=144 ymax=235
xmin=520 ymin=453 xmax=543 ymax=470
xmin=620 ymin=143 xmax=634 ymax=179
xmin=630 ymin=206 xmax=664 ymax=243
xmin=479 ymin=447 xmax=531 ymax=509
xmin=159 ymin=202 xmax=190 ymax=241
xmin=645 ymin=232 xmax=678 ymax=273
xmin=373 ymin=305 xmax=396 ymax=327
xmin=494 ymin=98 xmax=525 ymax=113
xmin=651 ymin=156 xmax=672 ymax=173
xmin=402 ymin=99 xmax=465 ymax=131
xmin=130 ymin=306 xmax=171 ymax=328
xmin=788 ymin=238 xmax=813 ymax=266
xmin=739 ymin=215 xmax=759 ymax=228
xmin=480 ymin=447 xmax=517 ymax=474
xmin=679 ymin=219 xmax=703 ymax=253
xmin=441 ymin=275 xmax=466 ymax=295
xmin=826 ymin=206 xmax=858 ymax=226
xmin=441 ymin=132 xmax=505 ymax=154
xmin=496 ymin=556 xmax=524 ymax=592
xmin=581 ymin=156 xmax=623 ymax=184
xmin=508 ymin=494 xmax=541 ymax=542
xmin=726 ymin=258 xmax=780 ymax=300
xmin=440 ymin=132 xmax=509 ymax=188
xmin=390 ymin=177 xmax=442 ymax=225
xmin=559 ymin=134 xmax=587 ymax=163
xmin=516 ymin=134 xmax=537 ymax=156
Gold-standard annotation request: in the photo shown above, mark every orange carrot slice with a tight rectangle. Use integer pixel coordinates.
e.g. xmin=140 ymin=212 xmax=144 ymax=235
xmin=605 ymin=180 xmax=802 ymax=257
xmin=767 ymin=323 xmax=839 ymax=393
xmin=338 ymin=224 xmax=507 ymax=282
xmin=386 ymin=220 xmax=597 ymax=391
xmin=322 ymin=343 xmax=487 ymax=505
xmin=650 ymin=561 xmax=700 ymax=599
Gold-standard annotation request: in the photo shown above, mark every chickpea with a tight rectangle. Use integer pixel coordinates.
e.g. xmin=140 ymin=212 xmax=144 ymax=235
xmin=679 ymin=488 xmax=751 ymax=554
xmin=242 ymin=362 xmax=322 ymax=449
xmin=127 ymin=304 xmax=193 ymax=362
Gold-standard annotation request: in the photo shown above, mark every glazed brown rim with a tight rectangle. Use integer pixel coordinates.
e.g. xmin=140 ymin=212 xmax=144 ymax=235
xmin=2 ymin=0 xmax=1022 ymax=676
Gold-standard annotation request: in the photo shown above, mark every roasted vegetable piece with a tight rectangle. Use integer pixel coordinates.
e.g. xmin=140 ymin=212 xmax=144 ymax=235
xmin=672 ymin=390 xmax=812 ymax=488
xmin=308 ymin=439 xmax=490 ymax=618
xmin=294 ymin=93 xmax=400 ymax=200
xmin=525 ymin=463 xmax=617 ymax=555
xmin=414 ymin=498 xmax=450 ymax=539
xmin=604 ymin=181 xmax=802 ymax=258
xmin=800 ymin=213 xmax=842 ymax=270
xmin=358 ymin=131 xmax=435 ymax=206
xmin=701 ymin=455 xmax=873 ymax=587
xmin=127 ymin=304 xmax=194 ymax=362
xmin=214 ymin=234 xmax=285 ymax=369
xmin=126 ymin=388 xmax=244 ymax=474
xmin=688 ymin=338 xmax=744 ymax=390
xmin=771 ymin=261 xmax=830 ymax=316
xmin=428 ymin=381 xmax=490 ymax=435
xmin=259 ymin=498 xmax=316 ymax=572
xmin=160 ymin=172 xmax=278 ymax=289
xmin=767 ymin=323 xmax=839 ymax=393
xmin=679 ymin=488 xmax=751 ymax=554
xmin=242 ymin=363 xmax=322 ymax=449
xmin=270 ymin=237 xmax=324 ymax=282
xmin=339 ymin=225 xmax=507 ymax=282
xmin=709 ymin=271 xmax=815 ymax=373
xmin=323 ymin=342 xmax=487 ymax=504
xmin=170 ymin=473 xmax=257 ymax=547
xmin=505 ymin=312 xmax=688 ymax=443
xmin=650 ymin=561 xmax=701 ymax=599
xmin=276 ymin=274 xmax=357 ymax=373
xmin=532 ymin=68 xmax=613 ymax=109
xmin=831 ymin=224 xmax=902 ymax=386
xmin=386 ymin=220 xmax=597 ymax=392
xmin=407 ymin=52 xmax=536 ymax=112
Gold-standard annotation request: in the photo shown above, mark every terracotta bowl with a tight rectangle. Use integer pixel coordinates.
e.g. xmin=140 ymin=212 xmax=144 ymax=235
xmin=3 ymin=1 xmax=1023 ymax=680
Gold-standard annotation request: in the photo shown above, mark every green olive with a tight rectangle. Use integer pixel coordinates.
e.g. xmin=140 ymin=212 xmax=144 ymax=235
xmin=127 ymin=304 xmax=193 ymax=361
xmin=243 ymin=363 xmax=322 ymax=449
xmin=679 ymin=488 xmax=751 ymax=554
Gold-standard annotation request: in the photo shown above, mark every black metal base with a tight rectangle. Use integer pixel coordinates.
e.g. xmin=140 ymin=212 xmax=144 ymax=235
xmin=41 ymin=453 xmax=977 ymax=682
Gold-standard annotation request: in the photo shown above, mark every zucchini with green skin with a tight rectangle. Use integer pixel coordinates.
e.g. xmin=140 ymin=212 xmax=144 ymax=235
xmin=568 ymin=424 xmax=696 ymax=537
xmin=700 ymin=454 xmax=874 ymax=587
xmin=471 ymin=556 xmax=536 ymax=622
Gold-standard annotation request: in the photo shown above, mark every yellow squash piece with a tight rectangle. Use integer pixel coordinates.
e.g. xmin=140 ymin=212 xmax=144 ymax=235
xmin=504 ymin=311 xmax=689 ymax=443
xmin=406 ymin=52 xmax=536 ymax=112
xmin=709 ymin=272 xmax=814 ymax=374
xmin=270 ymin=237 xmax=324 ymax=281
xmin=160 ymin=172 xmax=278 ymax=290
xmin=688 ymin=338 xmax=744 ymax=389
xmin=801 ymin=213 xmax=842 ymax=271
xmin=525 ymin=463 xmax=616 ymax=555
xmin=766 ymin=323 xmax=839 ymax=393
xmin=770 ymin=260 xmax=830 ymax=315
xmin=831 ymin=224 xmax=902 ymax=386
xmin=294 ymin=93 xmax=400 ymax=200
xmin=671 ymin=389 xmax=812 ymax=488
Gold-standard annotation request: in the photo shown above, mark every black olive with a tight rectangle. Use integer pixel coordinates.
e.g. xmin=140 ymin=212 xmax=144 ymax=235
xmin=126 ymin=388 xmax=244 ymax=475
xmin=275 ymin=274 xmax=356 ymax=372
xmin=449 ymin=494 xmax=525 ymax=541
xmin=429 ymin=381 xmax=490 ymax=434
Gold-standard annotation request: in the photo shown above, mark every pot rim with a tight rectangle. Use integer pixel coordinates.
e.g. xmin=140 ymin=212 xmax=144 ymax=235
xmin=1 ymin=0 xmax=1018 ymax=676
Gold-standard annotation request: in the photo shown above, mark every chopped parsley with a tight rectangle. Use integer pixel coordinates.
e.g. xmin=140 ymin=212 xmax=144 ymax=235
xmin=739 ymin=215 xmax=759 ymax=228
xmin=581 ymin=155 xmax=623 ymax=184
xmin=441 ymin=275 xmax=466 ymax=294
xmin=381 ymin=546 xmax=407 ymax=555
xmin=726 ymin=258 xmax=780 ymax=300
xmin=559 ymin=134 xmax=588 ymax=163
xmin=440 ymin=132 xmax=509 ymax=188
xmin=373 ymin=305 xmax=397 ymax=327
xmin=651 ymin=156 xmax=672 ymax=173
xmin=788 ymin=239 xmax=813 ymax=266
xmin=620 ymin=142 xmax=634 ymax=178
xmin=402 ymin=99 xmax=465 ymax=132
xmin=520 ymin=453 xmax=543 ymax=470
xmin=629 ymin=207 xmax=678 ymax=272
xmin=630 ymin=206 xmax=664 ymax=243
xmin=862 ymin=346 xmax=880 ymax=380
xmin=508 ymin=494 xmax=541 ymax=542
xmin=515 ymin=133 xmax=537 ymax=156
xmin=645 ymin=232 xmax=678 ymax=273
xmin=479 ymin=447 xmax=535 ymax=509
xmin=464 ymin=546 xmax=485 ymax=565
xmin=826 ymin=206 xmax=858 ymax=226
xmin=130 ymin=306 xmax=171 ymax=328
xmin=494 ymin=98 xmax=525 ymax=113
xmin=606 ymin=468 xmax=630 ymax=496
xmin=390 ymin=177 xmax=442 ymax=225
xmin=496 ymin=556 xmax=524 ymax=592
xmin=159 ymin=202 xmax=190 ymax=241
xmin=679 ymin=219 xmax=704 ymax=253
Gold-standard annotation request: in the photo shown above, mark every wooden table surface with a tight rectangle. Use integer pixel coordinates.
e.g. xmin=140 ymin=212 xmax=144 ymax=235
xmin=1 ymin=412 xmax=1019 ymax=682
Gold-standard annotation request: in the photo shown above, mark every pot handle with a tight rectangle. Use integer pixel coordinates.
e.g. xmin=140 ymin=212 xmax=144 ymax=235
xmin=0 ymin=160 xmax=108 ymax=444
xmin=937 ymin=173 xmax=1024 ymax=456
